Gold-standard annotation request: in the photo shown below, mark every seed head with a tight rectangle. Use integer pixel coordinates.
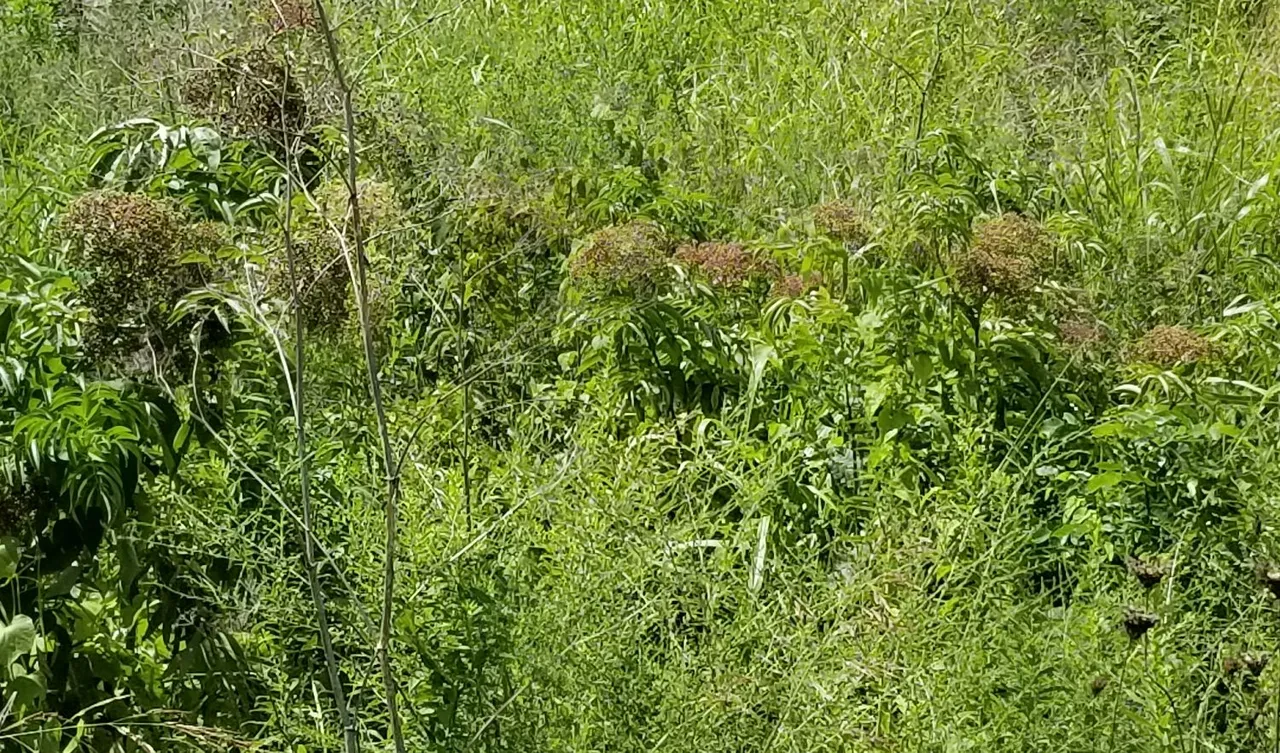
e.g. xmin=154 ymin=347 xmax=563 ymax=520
xmin=675 ymin=242 xmax=778 ymax=288
xmin=1058 ymin=317 xmax=1106 ymax=350
xmin=1123 ymin=607 xmax=1158 ymax=641
xmin=952 ymin=213 xmax=1047 ymax=303
xmin=185 ymin=221 xmax=228 ymax=256
xmin=64 ymin=191 xmax=185 ymax=272
xmin=273 ymin=231 xmax=350 ymax=332
xmin=183 ymin=48 xmax=307 ymax=146
xmin=263 ymin=0 xmax=315 ymax=32
xmin=1126 ymin=557 xmax=1168 ymax=590
xmin=63 ymin=192 xmax=189 ymax=344
xmin=771 ymin=272 xmax=822 ymax=299
xmin=567 ymin=221 xmax=672 ymax=296
xmin=1133 ymin=325 xmax=1213 ymax=367
xmin=317 ymin=178 xmax=400 ymax=237
xmin=812 ymin=201 xmax=871 ymax=246
xmin=975 ymin=213 xmax=1051 ymax=259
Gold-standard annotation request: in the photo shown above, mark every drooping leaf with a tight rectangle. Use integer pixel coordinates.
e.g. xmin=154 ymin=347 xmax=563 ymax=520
xmin=0 ymin=615 xmax=37 ymax=669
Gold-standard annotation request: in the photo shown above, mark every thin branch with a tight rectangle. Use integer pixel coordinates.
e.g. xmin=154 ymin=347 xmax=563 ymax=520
xmin=308 ymin=2 xmax=407 ymax=750
xmin=283 ymin=150 xmax=360 ymax=751
xmin=456 ymin=234 xmax=472 ymax=531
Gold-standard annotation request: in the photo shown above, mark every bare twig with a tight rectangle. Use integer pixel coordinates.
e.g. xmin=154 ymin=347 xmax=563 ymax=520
xmin=308 ymin=1 xmax=406 ymax=750
xmin=283 ymin=157 xmax=360 ymax=752
xmin=456 ymin=235 xmax=472 ymax=531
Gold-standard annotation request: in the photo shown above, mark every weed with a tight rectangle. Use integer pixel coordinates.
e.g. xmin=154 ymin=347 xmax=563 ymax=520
xmin=953 ymin=213 xmax=1048 ymax=304
xmin=812 ymin=201 xmax=872 ymax=247
xmin=1134 ymin=325 xmax=1214 ymax=366
xmin=9 ymin=0 xmax=1280 ymax=750
xmin=1123 ymin=608 xmax=1159 ymax=641
xmin=1126 ymin=556 xmax=1168 ymax=590
xmin=567 ymin=220 xmax=672 ymax=296
xmin=674 ymin=241 xmax=778 ymax=288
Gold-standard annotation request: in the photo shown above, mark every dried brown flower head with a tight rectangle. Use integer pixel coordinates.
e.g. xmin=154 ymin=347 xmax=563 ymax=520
xmin=186 ymin=220 xmax=228 ymax=257
xmin=1245 ymin=653 xmax=1270 ymax=676
xmin=63 ymin=192 xmax=187 ymax=341
xmin=64 ymin=191 xmax=185 ymax=272
xmin=675 ymin=242 xmax=778 ymax=288
xmin=184 ymin=48 xmax=307 ymax=146
xmin=1123 ymin=607 xmax=1158 ymax=641
xmin=1126 ymin=557 xmax=1168 ymax=590
xmin=952 ymin=214 xmax=1048 ymax=302
xmin=771 ymin=272 xmax=822 ymax=299
xmin=812 ymin=201 xmax=871 ymax=246
xmin=264 ymin=0 xmax=315 ymax=32
xmin=62 ymin=191 xmax=229 ymax=371
xmin=568 ymin=221 xmax=672 ymax=296
xmin=1090 ymin=675 xmax=1109 ymax=696
xmin=273 ymin=231 xmax=350 ymax=332
xmin=1134 ymin=325 xmax=1213 ymax=367
xmin=976 ymin=213 xmax=1051 ymax=259
xmin=1058 ymin=317 xmax=1106 ymax=349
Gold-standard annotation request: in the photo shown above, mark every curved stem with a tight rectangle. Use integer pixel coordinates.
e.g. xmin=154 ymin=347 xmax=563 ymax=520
xmin=284 ymin=167 xmax=360 ymax=753
xmin=308 ymin=3 xmax=406 ymax=750
xmin=1110 ymin=645 xmax=1135 ymax=752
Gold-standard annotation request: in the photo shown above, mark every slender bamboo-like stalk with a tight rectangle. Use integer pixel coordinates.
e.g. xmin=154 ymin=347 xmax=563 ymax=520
xmin=283 ymin=168 xmax=361 ymax=753
xmin=308 ymin=2 xmax=406 ymax=750
xmin=456 ymin=240 xmax=471 ymax=531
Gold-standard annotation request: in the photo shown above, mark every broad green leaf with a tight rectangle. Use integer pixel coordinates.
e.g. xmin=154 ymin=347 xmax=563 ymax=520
xmin=911 ymin=353 xmax=933 ymax=382
xmin=1091 ymin=421 xmax=1125 ymax=438
xmin=1209 ymin=422 xmax=1241 ymax=440
xmin=5 ymin=672 xmax=46 ymax=709
xmin=0 ymin=538 xmax=18 ymax=581
xmin=0 ymin=615 xmax=37 ymax=668
xmin=1086 ymin=472 xmax=1124 ymax=493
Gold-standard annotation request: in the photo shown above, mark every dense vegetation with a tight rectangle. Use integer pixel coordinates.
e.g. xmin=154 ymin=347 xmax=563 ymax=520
xmin=4 ymin=0 xmax=1280 ymax=749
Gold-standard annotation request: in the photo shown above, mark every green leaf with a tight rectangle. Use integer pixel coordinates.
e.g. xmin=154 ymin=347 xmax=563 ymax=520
xmin=1091 ymin=421 xmax=1125 ymax=438
xmin=1086 ymin=472 xmax=1124 ymax=493
xmin=0 ymin=538 xmax=19 ymax=581
xmin=876 ymin=407 xmax=910 ymax=434
xmin=1209 ymin=422 xmax=1241 ymax=440
xmin=1051 ymin=521 xmax=1087 ymax=538
xmin=0 ymin=615 xmax=37 ymax=668
xmin=5 ymin=672 xmax=46 ymax=709
xmin=911 ymin=353 xmax=933 ymax=383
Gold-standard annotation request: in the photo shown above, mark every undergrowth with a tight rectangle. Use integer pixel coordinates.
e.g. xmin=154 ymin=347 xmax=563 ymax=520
xmin=3 ymin=0 xmax=1280 ymax=751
